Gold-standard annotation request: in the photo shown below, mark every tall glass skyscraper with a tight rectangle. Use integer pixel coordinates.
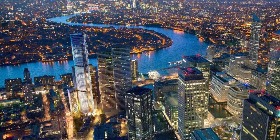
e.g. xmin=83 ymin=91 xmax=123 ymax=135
xmin=70 ymin=33 xmax=94 ymax=114
xmin=97 ymin=46 xmax=116 ymax=110
xmin=249 ymin=14 xmax=262 ymax=68
xmin=241 ymin=91 xmax=280 ymax=140
xmin=112 ymin=45 xmax=132 ymax=111
xmin=97 ymin=45 xmax=132 ymax=111
xmin=126 ymin=86 xmax=153 ymax=140
xmin=177 ymin=67 xmax=208 ymax=140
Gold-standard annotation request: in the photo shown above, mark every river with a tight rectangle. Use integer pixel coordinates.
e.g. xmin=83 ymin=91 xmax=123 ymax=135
xmin=0 ymin=15 xmax=208 ymax=87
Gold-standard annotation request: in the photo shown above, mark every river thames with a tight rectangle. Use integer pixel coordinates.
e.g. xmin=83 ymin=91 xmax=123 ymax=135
xmin=0 ymin=15 xmax=208 ymax=87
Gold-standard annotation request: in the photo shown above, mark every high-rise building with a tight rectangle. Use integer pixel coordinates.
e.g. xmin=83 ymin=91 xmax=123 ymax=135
xmin=97 ymin=46 xmax=116 ymax=109
xmin=70 ymin=33 xmax=94 ymax=114
xmin=89 ymin=64 xmax=100 ymax=105
xmin=23 ymin=68 xmax=32 ymax=84
xmin=126 ymin=86 xmax=153 ymax=140
xmin=178 ymin=67 xmax=208 ymax=139
xmin=240 ymin=91 xmax=280 ymax=140
xmin=267 ymin=39 xmax=280 ymax=79
xmin=210 ymin=72 xmax=236 ymax=103
xmin=131 ymin=59 xmax=138 ymax=81
xmin=182 ymin=55 xmax=210 ymax=86
xmin=258 ymin=33 xmax=271 ymax=70
xmin=249 ymin=14 xmax=261 ymax=68
xmin=226 ymin=54 xmax=253 ymax=83
xmin=112 ymin=45 xmax=132 ymax=111
xmin=267 ymin=60 xmax=280 ymax=99
xmin=226 ymin=82 xmax=255 ymax=122
xmin=97 ymin=45 xmax=132 ymax=111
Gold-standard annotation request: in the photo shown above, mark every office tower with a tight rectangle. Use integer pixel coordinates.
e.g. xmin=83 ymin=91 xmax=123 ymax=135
xmin=34 ymin=75 xmax=55 ymax=86
xmin=23 ymin=68 xmax=32 ymax=84
xmin=112 ymin=45 xmax=132 ymax=111
xmin=89 ymin=64 xmax=100 ymax=105
xmin=182 ymin=55 xmax=210 ymax=86
xmin=258 ymin=33 xmax=271 ymax=70
xmin=70 ymin=33 xmax=94 ymax=114
xmin=226 ymin=82 xmax=255 ymax=122
xmin=267 ymin=60 xmax=280 ymax=99
xmin=191 ymin=128 xmax=220 ymax=140
xmin=60 ymin=73 xmax=73 ymax=87
xmin=98 ymin=45 xmax=132 ymax=111
xmin=126 ymin=86 xmax=153 ymax=140
xmin=226 ymin=54 xmax=253 ymax=83
xmin=210 ymin=72 xmax=236 ymax=103
xmin=249 ymin=14 xmax=261 ymax=68
xmin=178 ymin=67 xmax=208 ymax=139
xmin=131 ymin=59 xmax=138 ymax=81
xmin=97 ymin=46 xmax=116 ymax=109
xmin=5 ymin=78 xmax=22 ymax=92
xmin=267 ymin=39 xmax=280 ymax=79
xmin=240 ymin=91 xmax=280 ymax=140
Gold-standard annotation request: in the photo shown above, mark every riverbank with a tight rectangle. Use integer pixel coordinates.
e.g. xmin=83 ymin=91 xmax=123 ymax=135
xmin=0 ymin=15 xmax=209 ymax=86
xmin=0 ymin=18 xmax=172 ymax=66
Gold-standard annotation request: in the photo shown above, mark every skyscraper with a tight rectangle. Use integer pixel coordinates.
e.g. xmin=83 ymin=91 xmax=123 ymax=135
xmin=112 ymin=45 xmax=132 ymax=111
xmin=177 ymin=67 xmax=208 ymax=139
xmin=126 ymin=86 xmax=153 ymax=140
xmin=97 ymin=46 xmax=116 ymax=109
xmin=267 ymin=60 xmax=280 ymax=99
xmin=182 ymin=55 xmax=210 ymax=86
xmin=70 ymin=33 xmax=94 ymax=114
xmin=249 ymin=14 xmax=261 ymax=68
xmin=240 ymin=91 xmax=280 ymax=140
xmin=131 ymin=59 xmax=138 ymax=81
xmin=98 ymin=45 xmax=132 ymax=111
xmin=23 ymin=68 xmax=32 ymax=84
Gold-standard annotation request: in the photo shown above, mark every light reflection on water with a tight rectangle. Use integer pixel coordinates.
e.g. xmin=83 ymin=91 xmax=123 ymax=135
xmin=0 ymin=15 xmax=208 ymax=87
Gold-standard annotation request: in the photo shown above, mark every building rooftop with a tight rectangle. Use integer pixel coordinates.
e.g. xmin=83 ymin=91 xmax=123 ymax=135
xmin=178 ymin=67 xmax=204 ymax=81
xmin=183 ymin=55 xmax=209 ymax=64
xmin=230 ymin=82 xmax=256 ymax=92
xmin=249 ymin=91 xmax=280 ymax=111
xmin=34 ymin=75 xmax=55 ymax=78
xmin=126 ymin=86 xmax=152 ymax=96
xmin=215 ymin=72 xmax=236 ymax=84
xmin=192 ymin=128 xmax=220 ymax=140
xmin=155 ymin=79 xmax=178 ymax=87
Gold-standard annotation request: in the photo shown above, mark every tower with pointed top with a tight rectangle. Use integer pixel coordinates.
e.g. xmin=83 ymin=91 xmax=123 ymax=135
xmin=71 ymin=33 xmax=94 ymax=114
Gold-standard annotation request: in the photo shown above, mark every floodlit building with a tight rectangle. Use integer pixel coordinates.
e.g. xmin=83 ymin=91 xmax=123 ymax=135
xmin=177 ymin=67 xmax=208 ymax=139
xmin=70 ymin=33 xmax=94 ymax=114
xmin=126 ymin=86 xmax=153 ymax=140
xmin=241 ymin=91 xmax=280 ymax=140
